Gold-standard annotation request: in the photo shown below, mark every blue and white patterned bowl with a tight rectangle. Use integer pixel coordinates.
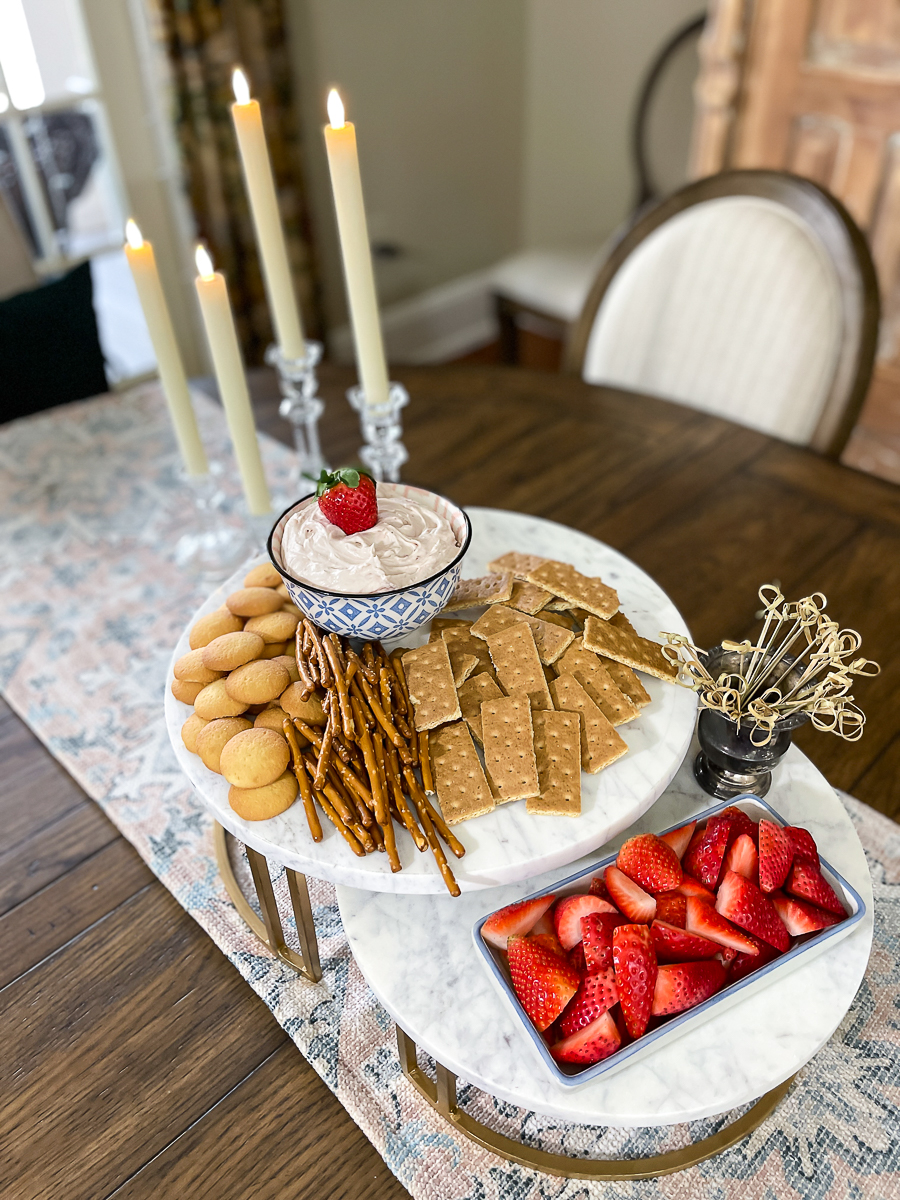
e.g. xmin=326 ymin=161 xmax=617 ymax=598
xmin=267 ymin=483 xmax=472 ymax=640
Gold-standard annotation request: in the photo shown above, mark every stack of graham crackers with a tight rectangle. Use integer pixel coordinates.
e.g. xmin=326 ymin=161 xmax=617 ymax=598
xmin=400 ymin=551 xmax=678 ymax=827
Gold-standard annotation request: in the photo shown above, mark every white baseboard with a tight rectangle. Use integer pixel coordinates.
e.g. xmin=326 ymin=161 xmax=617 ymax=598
xmin=328 ymin=269 xmax=499 ymax=365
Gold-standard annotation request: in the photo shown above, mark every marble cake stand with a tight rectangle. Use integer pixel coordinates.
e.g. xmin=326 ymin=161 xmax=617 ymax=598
xmin=336 ymin=743 xmax=874 ymax=1176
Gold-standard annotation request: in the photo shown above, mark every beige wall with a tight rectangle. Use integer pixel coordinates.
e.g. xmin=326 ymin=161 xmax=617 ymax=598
xmin=287 ymin=0 xmax=526 ymax=326
xmin=522 ymin=0 xmax=704 ymax=250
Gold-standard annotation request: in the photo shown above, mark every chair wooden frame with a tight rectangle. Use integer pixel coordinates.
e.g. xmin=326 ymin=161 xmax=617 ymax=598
xmin=564 ymin=169 xmax=880 ymax=459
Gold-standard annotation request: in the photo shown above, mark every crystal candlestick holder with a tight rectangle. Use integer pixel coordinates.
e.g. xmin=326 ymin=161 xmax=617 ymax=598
xmin=173 ymin=466 xmax=252 ymax=583
xmin=346 ymin=382 xmax=409 ymax=482
xmin=266 ymin=341 xmax=328 ymax=488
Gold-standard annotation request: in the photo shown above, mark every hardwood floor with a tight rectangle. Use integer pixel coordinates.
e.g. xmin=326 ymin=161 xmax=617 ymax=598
xmin=4 ymin=362 xmax=900 ymax=1198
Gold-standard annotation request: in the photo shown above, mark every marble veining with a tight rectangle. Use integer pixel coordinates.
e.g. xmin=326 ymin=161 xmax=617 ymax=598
xmin=337 ymin=744 xmax=874 ymax=1126
xmin=164 ymin=507 xmax=697 ymax=892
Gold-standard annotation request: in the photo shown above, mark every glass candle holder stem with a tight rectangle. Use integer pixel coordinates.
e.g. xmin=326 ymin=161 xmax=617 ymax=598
xmin=346 ymin=382 xmax=409 ymax=482
xmin=174 ymin=466 xmax=253 ymax=582
xmin=266 ymin=341 xmax=328 ymax=488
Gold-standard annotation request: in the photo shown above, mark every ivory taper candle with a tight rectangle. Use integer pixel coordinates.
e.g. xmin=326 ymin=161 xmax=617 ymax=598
xmin=230 ymin=67 xmax=306 ymax=360
xmin=193 ymin=245 xmax=271 ymax=515
xmin=124 ymin=219 xmax=208 ymax=476
xmin=323 ymin=89 xmax=389 ymax=408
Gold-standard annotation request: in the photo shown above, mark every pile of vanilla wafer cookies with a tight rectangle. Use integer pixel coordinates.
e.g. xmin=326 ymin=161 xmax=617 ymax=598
xmin=401 ymin=551 xmax=678 ymax=827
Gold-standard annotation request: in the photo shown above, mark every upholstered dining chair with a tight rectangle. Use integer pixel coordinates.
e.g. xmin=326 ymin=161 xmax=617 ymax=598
xmin=565 ymin=170 xmax=879 ymax=458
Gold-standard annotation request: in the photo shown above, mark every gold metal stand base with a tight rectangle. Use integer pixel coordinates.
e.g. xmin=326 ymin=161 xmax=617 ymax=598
xmin=397 ymin=1026 xmax=795 ymax=1180
xmin=214 ymin=822 xmax=322 ymax=982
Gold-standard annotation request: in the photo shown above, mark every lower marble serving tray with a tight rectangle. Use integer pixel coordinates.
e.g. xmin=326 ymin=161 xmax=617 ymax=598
xmin=473 ymin=793 xmax=866 ymax=1088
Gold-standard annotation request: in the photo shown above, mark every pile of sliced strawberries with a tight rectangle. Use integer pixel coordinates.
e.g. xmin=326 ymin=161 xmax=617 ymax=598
xmin=482 ymin=807 xmax=847 ymax=1068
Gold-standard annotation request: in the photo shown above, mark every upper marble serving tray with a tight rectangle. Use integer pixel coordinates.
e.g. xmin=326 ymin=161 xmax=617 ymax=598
xmin=164 ymin=506 xmax=697 ymax=893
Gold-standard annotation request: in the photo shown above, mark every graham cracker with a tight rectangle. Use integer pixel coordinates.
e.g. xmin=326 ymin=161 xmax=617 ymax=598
xmin=528 ymin=709 xmax=582 ymax=816
xmin=450 ymin=651 xmax=479 ymax=687
xmin=442 ymin=571 xmax=513 ymax=612
xmin=543 ymin=597 xmax=572 ymax=612
xmin=456 ymin=671 xmax=503 ymax=746
xmin=429 ymin=616 xmax=471 ymax=642
xmin=550 ymin=673 xmax=628 ymax=774
xmin=480 ymin=691 xmax=539 ymax=804
xmin=583 ymin=615 xmax=678 ymax=682
xmin=538 ymin=610 xmax=575 ymax=630
xmin=442 ymin=626 xmax=497 ymax=683
xmin=525 ymin=561 xmax=619 ymax=620
xmin=508 ymin=579 xmax=553 ymax=615
xmin=485 ymin=623 xmax=553 ymax=711
xmin=402 ymin=641 xmax=462 ymax=731
xmin=486 ymin=551 xmax=547 ymax=578
xmin=470 ymin=604 xmax=574 ymax=665
xmin=610 ymin=611 xmax=638 ymax=637
xmin=429 ymin=721 xmax=495 ymax=825
xmin=600 ymin=656 xmax=651 ymax=707
xmin=555 ymin=637 xmax=640 ymax=725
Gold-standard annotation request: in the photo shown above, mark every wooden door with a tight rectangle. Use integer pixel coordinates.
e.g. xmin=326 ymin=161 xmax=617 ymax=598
xmin=690 ymin=0 xmax=900 ymax=482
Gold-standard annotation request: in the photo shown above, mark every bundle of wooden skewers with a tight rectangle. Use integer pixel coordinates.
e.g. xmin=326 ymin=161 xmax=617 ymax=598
xmin=660 ymin=584 xmax=880 ymax=745
xmin=284 ymin=617 xmax=464 ymax=896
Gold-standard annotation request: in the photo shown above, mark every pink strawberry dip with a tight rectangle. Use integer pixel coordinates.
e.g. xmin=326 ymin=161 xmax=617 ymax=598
xmin=281 ymin=489 xmax=460 ymax=593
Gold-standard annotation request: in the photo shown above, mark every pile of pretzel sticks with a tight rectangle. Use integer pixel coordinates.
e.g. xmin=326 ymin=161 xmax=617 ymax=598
xmin=286 ymin=617 xmax=465 ymax=896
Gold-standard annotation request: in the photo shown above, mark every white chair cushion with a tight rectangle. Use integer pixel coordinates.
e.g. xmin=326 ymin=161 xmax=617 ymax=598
xmin=582 ymin=197 xmax=843 ymax=444
xmin=490 ymin=245 xmax=611 ymax=323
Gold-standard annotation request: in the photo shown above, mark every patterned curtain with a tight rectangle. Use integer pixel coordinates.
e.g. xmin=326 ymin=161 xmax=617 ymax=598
xmin=157 ymin=0 xmax=322 ymax=363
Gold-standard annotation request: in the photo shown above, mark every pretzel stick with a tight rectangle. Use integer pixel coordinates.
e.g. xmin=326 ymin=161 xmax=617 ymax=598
xmin=315 ymin=696 xmax=336 ymax=790
xmin=402 ymin=766 xmax=460 ymax=897
xmin=294 ymin=627 xmax=317 ymax=697
xmin=346 ymin=659 xmax=358 ymax=685
xmin=371 ymin=728 xmax=402 ymax=872
xmin=294 ymin=718 xmax=373 ymax=806
xmin=304 ymin=620 xmax=333 ymax=689
xmin=419 ymin=730 xmax=435 ymax=793
xmin=363 ymin=642 xmax=376 ymax=673
xmin=385 ymin=743 xmax=427 ymax=851
xmin=313 ymin=788 xmax=365 ymax=857
xmin=386 ymin=652 xmax=409 ymax=713
xmin=358 ymin=672 xmax=413 ymax=763
xmin=301 ymin=624 xmax=319 ymax=686
xmin=404 ymin=766 xmax=465 ymax=858
xmin=352 ymin=696 xmax=400 ymax=871
xmin=349 ymin=676 xmax=376 ymax=729
xmin=379 ymin=666 xmax=392 ymax=720
xmin=347 ymin=646 xmax=377 ymax=685
xmin=283 ymin=718 xmax=322 ymax=841
xmin=324 ymin=635 xmax=355 ymax=740
xmin=303 ymin=750 xmax=354 ymax=825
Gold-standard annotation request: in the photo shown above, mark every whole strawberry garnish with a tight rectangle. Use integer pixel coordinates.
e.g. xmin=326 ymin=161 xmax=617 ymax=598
xmin=315 ymin=468 xmax=378 ymax=534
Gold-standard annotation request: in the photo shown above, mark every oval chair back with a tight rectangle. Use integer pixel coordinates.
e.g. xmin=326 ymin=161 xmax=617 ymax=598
xmin=566 ymin=170 xmax=879 ymax=457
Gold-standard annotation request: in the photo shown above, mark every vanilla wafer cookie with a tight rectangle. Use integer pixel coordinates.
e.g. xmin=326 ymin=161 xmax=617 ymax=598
xmin=485 ymin=623 xmax=553 ymax=710
xmin=456 ymin=671 xmax=503 ymax=746
xmin=480 ymin=692 xmax=539 ymax=804
xmin=486 ymin=551 xmax=547 ymax=578
xmin=402 ymin=641 xmax=462 ymax=731
xmin=429 ymin=722 xmax=495 ymax=824
xmin=442 ymin=571 xmax=513 ymax=612
xmin=555 ymin=637 xmax=640 ymax=725
xmin=508 ymin=579 xmax=553 ymax=615
xmin=528 ymin=709 xmax=582 ymax=816
xmin=470 ymin=604 xmax=573 ymax=665
xmin=443 ymin=626 xmax=496 ymax=682
xmin=525 ymin=561 xmax=619 ymax=620
xmin=550 ymin=673 xmax=628 ymax=774
xmin=583 ymin=615 xmax=678 ymax=681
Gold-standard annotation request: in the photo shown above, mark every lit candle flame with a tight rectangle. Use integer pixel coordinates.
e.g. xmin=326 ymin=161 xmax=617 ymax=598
xmin=125 ymin=218 xmax=143 ymax=250
xmin=327 ymin=88 xmax=345 ymax=129
xmin=195 ymin=244 xmax=215 ymax=279
xmin=232 ymin=66 xmax=250 ymax=106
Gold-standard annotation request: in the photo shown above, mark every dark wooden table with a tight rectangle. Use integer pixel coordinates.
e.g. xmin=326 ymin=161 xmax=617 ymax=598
xmin=4 ymin=364 xmax=900 ymax=1200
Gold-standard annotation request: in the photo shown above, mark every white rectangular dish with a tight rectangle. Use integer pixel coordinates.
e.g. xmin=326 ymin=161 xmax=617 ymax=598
xmin=473 ymin=792 xmax=866 ymax=1087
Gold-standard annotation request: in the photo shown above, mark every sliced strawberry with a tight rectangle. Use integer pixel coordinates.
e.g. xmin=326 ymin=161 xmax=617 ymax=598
xmin=784 ymin=861 xmax=846 ymax=916
xmin=715 ymin=870 xmax=790 ymax=951
xmin=617 ymin=834 xmax=683 ymax=892
xmin=507 ymin=935 xmax=581 ymax=1031
xmin=550 ymin=1010 xmax=621 ymax=1064
xmin=651 ymin=960 xmax=727 ymax=1016
xmin=582 ymin=911 xmax=629 ymax=974
xmin=589 ymin=875 xmax=610 ymax=901
xmin=553 ymin=894 xmax=618 ymax=950
xmin=558 ymin=968 xmax=620 ymax=1036
xmin=771 ymin=890 xmax=843 ymax=935
xmin=660 ymin=819 xmax=696 ymax=859
xmin=727 ymin=930 xmax=781 ymax=983
xmin=568 ymin=941 xmax=587 ymax=976
xmin=784 ymin=825 xmax=819 ymax=868
xmin=757 ymin=819 xmax=793 ymax=892
xmin=685 ymin=896 xmax=759 ymax=954
xmin=528 ymin=931 xmax=567 ymax=960
xmin=655 ymin=891 xmax=687 ymax=928
xmin=723 ymin=833 xmax=758 ymax=883
xmin=675 ymin=875 xmax=717 ymax=904
xmin=612 ymin=924 xmax=658 ymax=1039
xmin=529 ymin=909 xmax=555 ymax=938
xmin=651 ymin=919 xmax=720 ymax=962
xmin=605 ymin=865 xmax=657 ymax=923
xmin=716 ymin=945 xmax=738 ymax=966
xmin=683 ymin=816 xmax=732 ymax=889
xmin=718 ymin=806 xmax=758 ymax=844
xmin=482 ymin=894 xmax=556 ymax=949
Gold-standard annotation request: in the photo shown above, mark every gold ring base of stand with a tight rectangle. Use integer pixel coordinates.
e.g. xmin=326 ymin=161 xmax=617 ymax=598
xmin=214 ymin=822 xmax=322 ymax=983
xmin=397 ymin=1026 xmax=795 ymax=1180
